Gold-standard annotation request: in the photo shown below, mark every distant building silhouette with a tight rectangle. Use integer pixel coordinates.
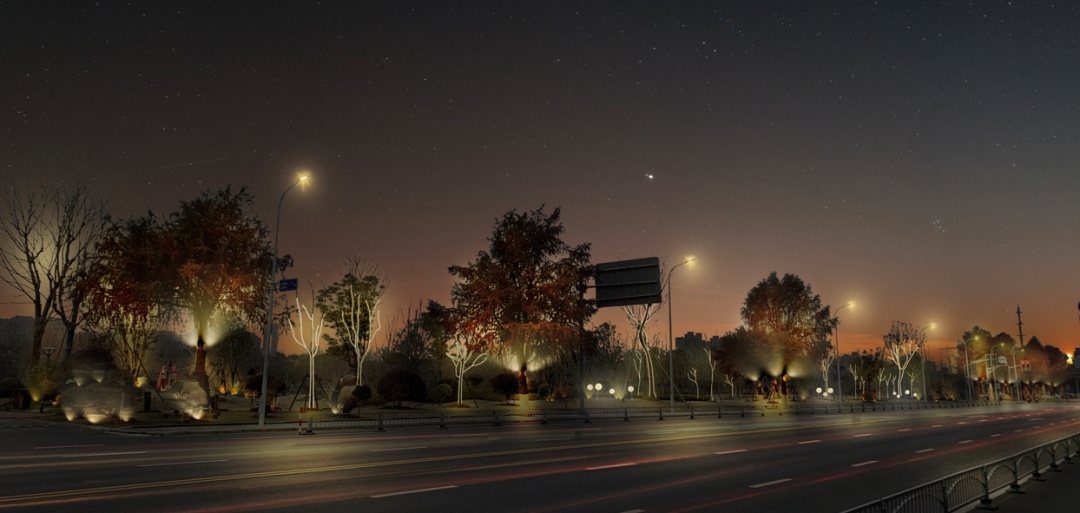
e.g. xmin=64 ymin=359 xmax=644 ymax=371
xmin=675 ymin=332 xmax=720 ymax=353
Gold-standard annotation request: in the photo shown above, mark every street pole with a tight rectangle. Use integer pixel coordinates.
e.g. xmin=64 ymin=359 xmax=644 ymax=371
xmin=259 ymin=174 xmax=308 ymax=427
xmin=667 ymin=257 xmax=694 ymax=413
xmin=834 ymin=303 xmax=852 ymax=402
xmin=920 ymin=344 xmax=927 ymax=401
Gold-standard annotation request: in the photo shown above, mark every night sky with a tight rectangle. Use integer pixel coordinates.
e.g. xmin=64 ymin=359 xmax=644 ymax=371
xmin=4 ymin=2 xmax=1080 ymax=357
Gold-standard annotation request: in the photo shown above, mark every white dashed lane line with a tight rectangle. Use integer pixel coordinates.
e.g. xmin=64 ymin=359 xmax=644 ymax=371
xmin=749 ymin=478 xmax=792 ymax=489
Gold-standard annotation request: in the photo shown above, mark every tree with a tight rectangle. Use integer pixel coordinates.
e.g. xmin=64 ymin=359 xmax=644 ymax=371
xmin=210 ymin=326 xmax=260 ymax=395
xmin=848 ymin=349 xmax=884 ymax=400
xmin=376 ymin=369 xmax=426 ymax=408
xmin=317 ymin=257 xmax=385 ymax=386
xmin=624 ymin=304 xmax=661 ymax=398
xmin=158 ymin=187 xmax=274 ymax=350
xmin=740 ymin=273 xmax=837 ymax=376
xmin=882 ymin=321 xmax=927 ymax=398
xmin=447 ymin=206 xmax=595 ymax=366
xmin=287 ymin=290 xmax=324 ymax=410
xmin=0 ymin=183 xmax=107 ymax=368
xmin=83 ymin=215 xmax=166 ymax=384
xmin=445 ymin=329 xmax=488 ymax=405
xmin=383 ymin=304 xmax=444 ymax=388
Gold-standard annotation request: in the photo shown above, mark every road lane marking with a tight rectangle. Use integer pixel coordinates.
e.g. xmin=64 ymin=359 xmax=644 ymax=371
xmin=854 ymin=433 xmax=872 ymax=438
xmin=991 ymin=434 xmax=1002 ymax=438
xmin=587 ymin=462 xmax=637 ymax=471
xmin=1016 ymin=429 xmax=1024 ymax=432
xmin=716 ymin=449 xmax=748 ymax=455
xmin=59 ymin=451 xmax=147 ymax=458
xmin=35 ymin=444 xmax=105 ymax=450
xmin=958 ymin=440 xmax=973 ymax=444
xmin=932 ymin=424 xmax=943 ymax=428
xmin=619 ymin=510 xmax=645 ymax=513
xmin=749 ymin=478 xmax=792 ymax=488
xmin=372 ymin=485 xmax=458 ymax=498
xmin=897 ymin=428 xmax=912 ymax=432
xmin=0 ymin=418 xmax=917 ymax=505
xmin=371 ymin=447 xmax=427 ymax=452
xmin=851 ymin=460 xmax=878 ymax=467
xmin=958 ymin=422 xmax=968 ymax=425
xmin=137 ymin=460 xmax=227 ymax=467
xmin=916 ymin=449 xmax=935 ymax=454
xmin=535 ymin=438 xmax=571 ymax=442
xmin=798 ymin=440 xmax=822 ymax=445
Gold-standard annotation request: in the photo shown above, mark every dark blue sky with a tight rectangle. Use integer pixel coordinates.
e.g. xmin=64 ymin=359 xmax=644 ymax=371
xmin=3 ymin=1 xmax=1080 ymax=355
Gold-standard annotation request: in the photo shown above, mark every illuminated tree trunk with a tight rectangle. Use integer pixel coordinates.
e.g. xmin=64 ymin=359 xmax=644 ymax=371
xmin=624 ymin=304 xmax=660 ymax=398
xmin=288 ymin=295 xmax=324 ymax=410
xmin=447 ymin=335 xmax=487 ymax=405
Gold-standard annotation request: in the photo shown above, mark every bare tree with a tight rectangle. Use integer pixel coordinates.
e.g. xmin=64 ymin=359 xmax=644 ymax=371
xmin=819 ymin=350 xmax=837 ymax=394
xmin=623 ymin=303 xmax=661 ymax=398
xmin=687 ymin=367 xmax=699 ymax=399
xmin=704 ymin=348 xmax=718 ymax=401
xmin=287 ymin=290 xmax=325 ymax=410
xmin=446 ymin=331 xmax=488 ymax=405
xmin=883 ymin=321 xmax=927 ymax=399
xmin=0 ymin=183 xmax=107 ymax=368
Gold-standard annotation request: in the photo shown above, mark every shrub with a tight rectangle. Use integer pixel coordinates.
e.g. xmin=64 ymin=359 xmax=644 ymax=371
xmin=352 ymin=384 xmax=372 ymax=401
xmin=490 ymin=372 xmax=519 ymax=403
xmin=537 ymin=383 xmax=554 ymax=401
xmin=376 ymin=370 xmax=426 ymax=408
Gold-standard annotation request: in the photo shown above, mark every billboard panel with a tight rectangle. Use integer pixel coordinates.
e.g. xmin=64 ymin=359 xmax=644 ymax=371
xmin=594 ymin=257 xmax=662 ymax=308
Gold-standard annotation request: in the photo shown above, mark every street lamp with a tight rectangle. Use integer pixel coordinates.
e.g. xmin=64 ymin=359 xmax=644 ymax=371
xmin=667 ymin=256 xmax=695 ymax=413
xmin=259 ymin=172 xmax=310 ymax=427
xmin=834 ymin=302 xmax=854 ymax=402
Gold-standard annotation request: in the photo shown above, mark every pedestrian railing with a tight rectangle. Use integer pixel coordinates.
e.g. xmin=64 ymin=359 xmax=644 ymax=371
xmin=841 ymin=432 xmax=1080 ymax=513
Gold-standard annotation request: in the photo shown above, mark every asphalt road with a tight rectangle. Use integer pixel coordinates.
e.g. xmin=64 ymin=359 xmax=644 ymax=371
xmin=2 ymin=402 xmax=1078 ymax=512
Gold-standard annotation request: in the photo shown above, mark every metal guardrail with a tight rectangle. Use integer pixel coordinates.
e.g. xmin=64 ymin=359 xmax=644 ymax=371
xmin=841 ymin=432 xmax=1080 ymax=513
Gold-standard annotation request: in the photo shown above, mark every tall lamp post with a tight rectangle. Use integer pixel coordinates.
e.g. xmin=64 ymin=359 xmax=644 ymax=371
xmin=259 ymin=173 xmax=309 ymax=427
xmin=833 ymin=302 xmax=853 ymax=402
xmin=667 ymin=256 xmax=695 ymax=413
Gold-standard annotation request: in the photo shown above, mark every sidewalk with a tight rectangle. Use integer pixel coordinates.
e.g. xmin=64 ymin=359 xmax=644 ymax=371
xmin=969 ymin=460 xmax=1080 ymax=513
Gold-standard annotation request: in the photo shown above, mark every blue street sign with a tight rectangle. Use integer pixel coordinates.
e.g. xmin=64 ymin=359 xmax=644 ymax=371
xmin=279 ymin=278 xmax=298 ymax=292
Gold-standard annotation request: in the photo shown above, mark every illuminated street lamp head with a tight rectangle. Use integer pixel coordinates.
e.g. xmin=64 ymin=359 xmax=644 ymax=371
xmin=297 ymin=172 xmax=311 ymax=188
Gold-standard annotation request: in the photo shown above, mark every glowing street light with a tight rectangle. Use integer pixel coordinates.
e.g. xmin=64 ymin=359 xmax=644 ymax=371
xmin=834 ymin=302 xmax=854 ymax=402
xmin=259 ymin=172 xmax=310 ymax=427
xmin=667 ymin=256 xmax=695 ymax=413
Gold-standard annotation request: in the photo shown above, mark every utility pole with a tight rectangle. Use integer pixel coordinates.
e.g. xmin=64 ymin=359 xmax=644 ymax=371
xmin=1014 ymin=305 xmax=1024 ymax=400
